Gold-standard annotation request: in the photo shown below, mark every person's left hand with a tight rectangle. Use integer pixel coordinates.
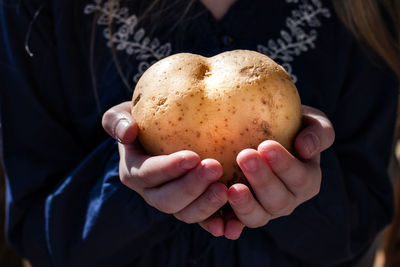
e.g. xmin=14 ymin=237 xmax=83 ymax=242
xmin=199 ymin=105 xmax=335 ymax=240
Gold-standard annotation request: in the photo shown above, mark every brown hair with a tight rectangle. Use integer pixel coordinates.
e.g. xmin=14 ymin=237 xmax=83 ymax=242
xmin=333 ymin=0 xmax=400 ymax=78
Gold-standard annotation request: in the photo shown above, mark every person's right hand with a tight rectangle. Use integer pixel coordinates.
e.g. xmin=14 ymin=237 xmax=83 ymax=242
xmin=102 ymin=101 xmax=229 ymax=237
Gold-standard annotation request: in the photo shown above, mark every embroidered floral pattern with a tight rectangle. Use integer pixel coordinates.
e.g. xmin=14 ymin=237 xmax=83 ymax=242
xmin=84 ymin=0 xmax=172 ymax=83
xmin=257 ymin=0 xmax=330 ymax=82
xmin=84 ymin=0 xmax=330 ymax=85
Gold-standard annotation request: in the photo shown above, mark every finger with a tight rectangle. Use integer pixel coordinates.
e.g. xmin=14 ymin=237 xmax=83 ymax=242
xmin=295 ymin=105 xmax=335 ymax=159
xmin=224 ymin=212 xmax=245 ymax=240
xmin=120 ymin=144 xmax=201 ymax=189
xmin=236 ymin=149 xmax=296 ymax=217
xmin=199 ymin=216 xmax=225 ymax=237
xmin=174 ymin=183 xmax=228 ymax=224
xmin=227 ymin=183 xmax=271 ymax=228
xmin=102 ymin=101 xmax=138 ymax=144
xmin=258 ymin=140 xmax=321 ymax=203
xmin=143 ymin=159 xmax=223 ymax=214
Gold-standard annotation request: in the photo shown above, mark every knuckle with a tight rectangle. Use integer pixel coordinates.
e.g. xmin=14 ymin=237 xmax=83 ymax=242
xmin=281 ymin=206 xmax=295 ymax=217
xmin=205 ymin=187 xmax=225 ymax=207
xmin=290 ymin=170 xmax=309 ymax=189
xmin=234 ymin=199 xmax=255 ymax=217
xmin=275 ymin=158 xmax=291 ymax=174
xmin=173 ymin=213 xmax=194 ymax=224
xmin=247 ymin=220 xmax=268 ymax=229
xmin=253 ymin=175 xmax=273 ymax=189
xmin=133 ymin=168 xmax=153 ymax=187
xmin=119 ymin=175 xmax=130 ymax=187
xmin=147 ymin=194 xmax=176 ymax=214
xmin=194 ymin=190 xmax=225 ymax=220
xmin=119 ymin=171 xmax=132 ymax=188
xmin=268 ymin=197 xmax=291 ymax=216
xmin=181 ymin=183 xmax=200 ymax=199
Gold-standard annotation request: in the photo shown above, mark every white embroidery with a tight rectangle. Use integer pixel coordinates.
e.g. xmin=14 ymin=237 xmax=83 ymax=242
xmin=257 ymin=0 xmax=330 ymax=82
xmin=84 ymin=0 xmax=329 ymax=85
xmin=84 ymin=0 xmax=172 ymax=83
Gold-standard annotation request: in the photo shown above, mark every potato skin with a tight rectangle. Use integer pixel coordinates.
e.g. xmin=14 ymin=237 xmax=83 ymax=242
xmin=131 ymin=50 xmax=302 ymax=185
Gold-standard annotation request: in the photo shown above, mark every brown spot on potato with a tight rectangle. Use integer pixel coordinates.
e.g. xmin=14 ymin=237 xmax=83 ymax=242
xmin=133 ymin=93 xmax=142 ymax=106
xmin=197 ymin=131 xmax=201 ymax=138
xmin=259 ymin=120 xmax=271 ymax=137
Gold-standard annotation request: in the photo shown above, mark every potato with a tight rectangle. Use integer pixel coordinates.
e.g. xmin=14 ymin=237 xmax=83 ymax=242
xmin=131 ymin=50 xmax=302 ymax=185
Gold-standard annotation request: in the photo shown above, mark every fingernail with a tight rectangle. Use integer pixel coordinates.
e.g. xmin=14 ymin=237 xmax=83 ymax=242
xmin=242 ymin=157 xmax=258 ymax=172
xmin=303 ymin=133 xmax=319 ymax=156
xmin=180 ymin=156 xmax=199 ymax=170
xmin=263 ymin=149 xmax=277 ymax=165
xmin=229 ymin=189 xmax=250 ymax=206
xmin=200 ymin=163 xmax=220 ymax=180
xmin=115 ymin=119 xmax=130 ymax=142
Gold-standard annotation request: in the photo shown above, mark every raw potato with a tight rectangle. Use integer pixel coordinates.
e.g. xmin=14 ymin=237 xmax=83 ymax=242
xmin=131 ymin=50 xmax=302 ymax=185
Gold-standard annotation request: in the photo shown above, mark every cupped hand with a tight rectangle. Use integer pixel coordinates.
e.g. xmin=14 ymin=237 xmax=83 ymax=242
xmin=102 ymin=101 xmax=229 ymax=237
xmin=222 ymin=105 xmax=335 ymax=240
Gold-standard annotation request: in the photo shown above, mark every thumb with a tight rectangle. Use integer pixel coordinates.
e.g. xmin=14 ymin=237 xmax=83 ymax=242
xmin=295 ymin=105 xmax=335 ymax=159
xmin=102 ymin=101 xmax=138 ymax=144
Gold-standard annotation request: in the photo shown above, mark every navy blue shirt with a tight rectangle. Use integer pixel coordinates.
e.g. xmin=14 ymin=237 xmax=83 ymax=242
xmin=0 ymin=0 xmax=398 ymax=266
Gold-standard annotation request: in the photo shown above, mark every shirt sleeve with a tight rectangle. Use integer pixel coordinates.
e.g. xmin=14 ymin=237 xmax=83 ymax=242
xmin=263 ymin=44 xmax=398 ymax=266
xmin=0 ymin=2 xmax=179 ymax=266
